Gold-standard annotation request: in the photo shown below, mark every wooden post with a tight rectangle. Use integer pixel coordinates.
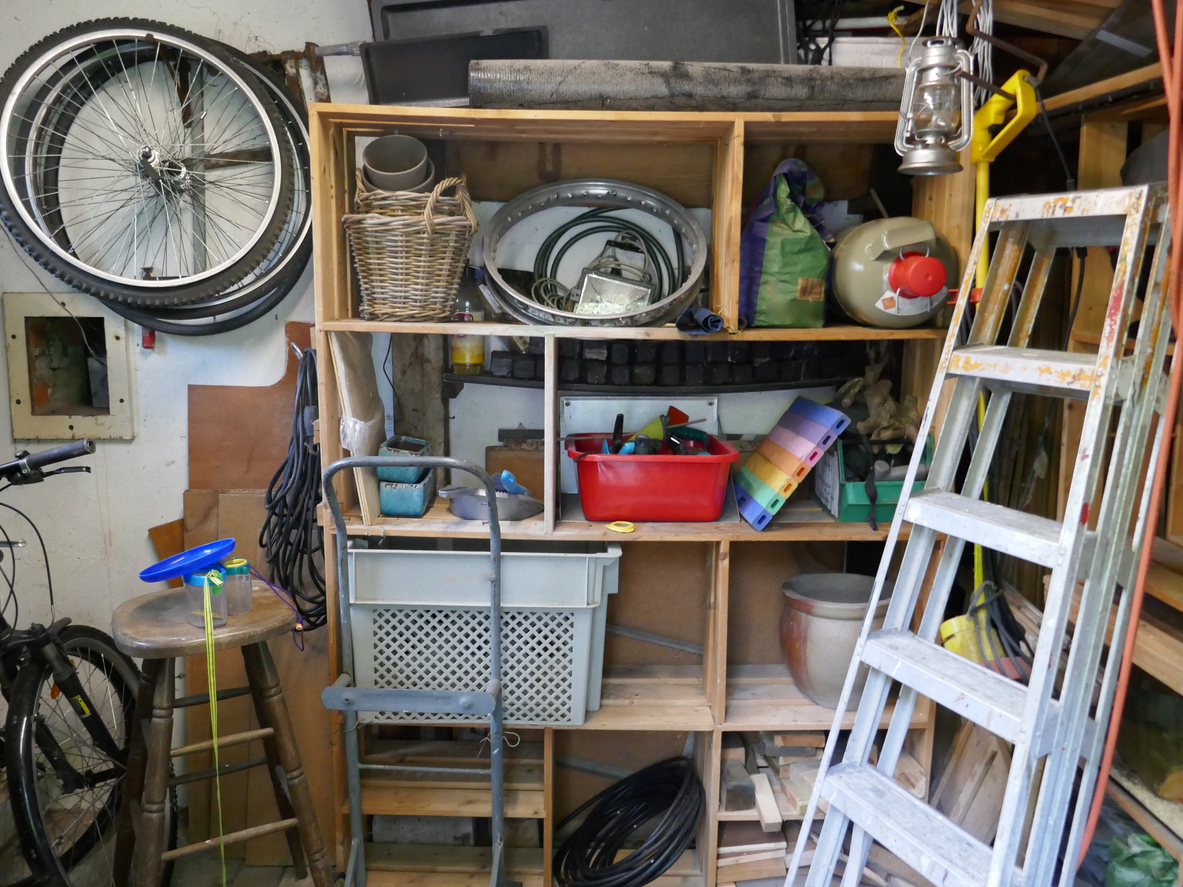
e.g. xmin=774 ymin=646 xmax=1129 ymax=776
xmin=715 ymin=122 xmax=745 ymax=332
xmin=1058 ymin=115 xmax=1128 ymax=519
xmin=704 ymin=541 xmax=730 ymax=720
xmin=135 ymin=657 xmax=175 ymax=887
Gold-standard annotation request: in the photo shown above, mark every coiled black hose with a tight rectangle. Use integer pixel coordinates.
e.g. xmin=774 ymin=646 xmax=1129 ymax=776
xmin=258 ymin=348 xmax=326 ymax=630
xmin=554 ymin=757 xmax=704 ymax=887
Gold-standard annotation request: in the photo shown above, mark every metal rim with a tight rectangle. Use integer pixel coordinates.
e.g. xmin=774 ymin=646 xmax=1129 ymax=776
xmin=482 ymin=178 xmax=708 ymax=327
xmin=0 ymin=28 xmax=283 ymax=288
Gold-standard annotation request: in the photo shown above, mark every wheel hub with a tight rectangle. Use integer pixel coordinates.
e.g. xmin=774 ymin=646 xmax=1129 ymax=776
xmin=137 ymin=146 xmax=190 ymax=194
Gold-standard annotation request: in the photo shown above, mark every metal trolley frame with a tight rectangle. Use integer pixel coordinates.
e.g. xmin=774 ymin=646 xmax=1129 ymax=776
xmin=321 ymin=457 xmax=513 ymax=887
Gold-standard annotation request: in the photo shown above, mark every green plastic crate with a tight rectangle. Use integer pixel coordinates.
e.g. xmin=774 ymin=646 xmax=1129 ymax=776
xmin=814 ymin=436 xmax=934 ymax=523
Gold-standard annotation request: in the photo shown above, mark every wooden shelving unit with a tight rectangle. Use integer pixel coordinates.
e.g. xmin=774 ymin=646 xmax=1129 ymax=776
xmin=311 ymin=102 xmax=974 ymax=887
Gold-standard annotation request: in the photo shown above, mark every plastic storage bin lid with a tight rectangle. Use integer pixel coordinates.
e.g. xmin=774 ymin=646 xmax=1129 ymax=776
xmin=140 ymin=538 xmax=236 ymax=583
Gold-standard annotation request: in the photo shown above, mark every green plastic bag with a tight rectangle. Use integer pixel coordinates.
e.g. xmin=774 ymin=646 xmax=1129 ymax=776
xmin=739 ymin=161 xmax=831 ymax=328
xmin=1107 ymin=833 xmax=1178 ymax=887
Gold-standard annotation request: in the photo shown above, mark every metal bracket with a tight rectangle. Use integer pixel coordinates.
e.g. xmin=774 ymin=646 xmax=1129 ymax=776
xmin=321 ymin=685 xmax=496 ymax=716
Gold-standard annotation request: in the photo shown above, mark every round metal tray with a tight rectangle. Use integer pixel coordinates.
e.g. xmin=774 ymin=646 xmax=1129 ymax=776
xmin=481 ymin=179 xmax=708 ymax=327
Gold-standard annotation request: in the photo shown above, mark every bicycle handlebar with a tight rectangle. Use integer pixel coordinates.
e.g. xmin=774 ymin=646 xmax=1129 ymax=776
xmin=0 ymin=440 xmax=96 ymax=483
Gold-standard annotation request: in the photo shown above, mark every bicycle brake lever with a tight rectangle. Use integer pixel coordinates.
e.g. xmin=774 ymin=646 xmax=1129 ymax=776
xmin=43 ymin=466 xmax=90 ymax=477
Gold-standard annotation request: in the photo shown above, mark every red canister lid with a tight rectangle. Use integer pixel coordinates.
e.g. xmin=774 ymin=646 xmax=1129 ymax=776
xmin=889 ymin=253 xmax=947 ymax=298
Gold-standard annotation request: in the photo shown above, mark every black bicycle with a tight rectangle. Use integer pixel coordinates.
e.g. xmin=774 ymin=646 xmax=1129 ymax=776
xmin=0 ymin=441 xmax=146 ymax=887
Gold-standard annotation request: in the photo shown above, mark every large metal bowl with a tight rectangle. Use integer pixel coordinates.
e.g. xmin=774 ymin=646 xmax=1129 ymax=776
xmin=481 ymin=178 xmax=708 ymax=327
xmin=779 ymin=572 xmax=893 ymax=709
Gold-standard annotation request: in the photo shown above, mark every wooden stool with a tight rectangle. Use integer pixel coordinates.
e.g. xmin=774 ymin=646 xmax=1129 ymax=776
xmin=111 ymin=587 xmax=332 ymax=887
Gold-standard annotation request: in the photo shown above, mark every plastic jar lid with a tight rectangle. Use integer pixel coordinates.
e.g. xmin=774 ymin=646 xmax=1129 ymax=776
xmin=224 ymin=557 xmax=251 ymax=575
xmin=183 ymin=567 xmax=226 ymax=589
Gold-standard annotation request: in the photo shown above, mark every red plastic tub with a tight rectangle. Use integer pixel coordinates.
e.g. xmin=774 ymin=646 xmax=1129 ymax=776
xmin=566 ymin=434 xmax=740 ymax=522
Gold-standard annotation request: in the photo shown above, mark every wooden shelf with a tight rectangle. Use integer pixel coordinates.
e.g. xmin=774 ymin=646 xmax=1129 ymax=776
xmin=722 ymin=665 xmax=930 ymax=732
xmin=571 ymin=665 xmax=715 ymax=731
xmin=329 ymin=498 xmax=903 ymax=543
xmin=320 ymin=318 xmax=947 ymax=342
xmin=365 ymin=844 xmax=545 ymax=887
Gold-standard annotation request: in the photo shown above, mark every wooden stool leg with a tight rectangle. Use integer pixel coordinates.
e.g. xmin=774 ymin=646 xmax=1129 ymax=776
xmin=242 ymin=642 xmax=332 ymax=887
xmin=135 ymin=657 xmax=174 ymax=887
xmin=113 ymin=658 xmax=161 ymax=887
xmin=246 ymin=651 xmax=309 ymax=878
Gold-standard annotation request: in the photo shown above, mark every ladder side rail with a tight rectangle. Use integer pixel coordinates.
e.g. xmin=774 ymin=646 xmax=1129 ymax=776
xmin=988 ymin=185 xmax=1159 ymax=887
xmin=1039 ymin=201 xmax=1173 ymax=887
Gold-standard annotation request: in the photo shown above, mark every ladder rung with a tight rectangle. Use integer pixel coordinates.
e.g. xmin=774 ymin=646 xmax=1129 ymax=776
xmin=171 ymin=727 xmax=274 ymax=758
xmin=161 ymin=818 xmax=299 ymax=861
xmin=948 ymin=345 xmax=1097 ymax=397
xmin=821 ymin=763 xmax=1012 ymax=887
xmin=905 ymin=491 xmax=1065 ymax=569
xmin=862 ymin=630 xmax=1033 ymax=745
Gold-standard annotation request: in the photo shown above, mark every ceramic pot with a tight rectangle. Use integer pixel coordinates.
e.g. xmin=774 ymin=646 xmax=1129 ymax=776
xmin=780 ymin=572 xmax=892 ymax=708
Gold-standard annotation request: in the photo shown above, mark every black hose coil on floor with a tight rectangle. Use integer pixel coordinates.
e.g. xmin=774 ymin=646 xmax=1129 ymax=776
xmin=554 ymin=757 xmax=705 ymax=887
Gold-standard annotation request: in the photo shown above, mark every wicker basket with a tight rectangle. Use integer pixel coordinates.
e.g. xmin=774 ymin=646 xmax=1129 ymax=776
xmin=344 ymin=173 xmax=478 ymax=321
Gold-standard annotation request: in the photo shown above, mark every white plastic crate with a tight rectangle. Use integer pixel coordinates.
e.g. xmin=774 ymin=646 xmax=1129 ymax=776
xmin=347 ymin=539 xmax=621 ymax=726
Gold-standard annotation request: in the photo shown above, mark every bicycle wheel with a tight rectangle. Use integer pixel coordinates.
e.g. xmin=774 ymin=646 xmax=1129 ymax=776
xmin=2 ymin=625 xmax=170 ymax=887
xmin=0 ymin=20 xmax=295 ymax=306
xmin=98 ymin=47 xmax=312 ymax=334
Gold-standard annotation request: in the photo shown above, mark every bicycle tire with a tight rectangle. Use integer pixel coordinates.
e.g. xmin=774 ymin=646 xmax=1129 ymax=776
xmin=3 ymin=625 xmax=176 ymax=887
xmin=0 ymin=19 xmax=296 ymax=307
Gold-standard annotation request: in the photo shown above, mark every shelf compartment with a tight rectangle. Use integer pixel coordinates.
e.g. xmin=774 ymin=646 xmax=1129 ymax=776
xmin=572 ymin=665 xmax=714 ymax=731
xmin=723 ymin=665 xmax=930 ymax=731
xmin=358 ymin=739 xmax=545 ymax=819
xmin=365 ymin=844 xmax=545 ymax=887
xmin=320 ymin=319 xmax=947 ymax=342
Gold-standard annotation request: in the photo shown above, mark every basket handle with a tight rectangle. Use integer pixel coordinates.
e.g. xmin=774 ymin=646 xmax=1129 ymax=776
xmin=423 ymin=175 xmax=477 ymax=236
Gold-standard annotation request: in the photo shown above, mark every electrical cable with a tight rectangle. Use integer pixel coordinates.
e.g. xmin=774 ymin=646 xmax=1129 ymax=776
xmin=553 ymin=757 xmax=704 ymax=887
xmin=1034 ymin=86 xmax=1077 ymax=191
xmin=259 ymin=348 xmax=326 ymax=632
xmin=0 ymin=501 xmax=54 ymax=616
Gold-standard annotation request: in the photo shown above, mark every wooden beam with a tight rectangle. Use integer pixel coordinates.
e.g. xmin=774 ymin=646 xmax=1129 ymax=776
xmin=1043 ymin=64 xmax=1164 ymax=114
xmin=987 ymin=0 xmax=1109 ymax=40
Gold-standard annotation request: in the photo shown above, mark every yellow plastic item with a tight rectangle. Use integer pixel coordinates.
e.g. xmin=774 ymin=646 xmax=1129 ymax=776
xmin=939 ymin=610 xmax=1003 ymax=664
xmin=606 ymin=521 xmax=636 ymax=534
xmin=971 ymin=69 xmax=1038 ymax=290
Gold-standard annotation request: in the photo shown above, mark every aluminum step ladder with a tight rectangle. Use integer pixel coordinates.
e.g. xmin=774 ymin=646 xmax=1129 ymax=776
xmin=321 ymin=457 xmax=516 ymax=887
xmin=786 ymin=184 xmax=1172 ymax=887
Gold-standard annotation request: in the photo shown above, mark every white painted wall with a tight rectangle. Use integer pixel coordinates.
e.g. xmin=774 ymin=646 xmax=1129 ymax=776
xmin=0 ymin=1 xmax=372 ymax=633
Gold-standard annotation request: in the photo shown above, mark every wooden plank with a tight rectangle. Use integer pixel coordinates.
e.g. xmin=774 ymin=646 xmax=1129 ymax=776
xmin=715 ymin=121 xmax=744 ymax=331
xmin=359 ymin=784 xmax=545 ymax=818
xmin=750 ymin=772 xmax=781 ymax=832
xmin=147 ymin=520 xmax=185 ymax=589
xmin=1043 ymin=63 xmax=1164 ymax=113
xmin=544 ymin=728 xmax=554 ymax=887
xmin=721 ymin=760 xmax=756 ymax=812
xmin=705 ymin=541 xmax=730 ymax=718
xmin=188 ymin=322 xmax=312 ymax=490
xmin=543 ymin=335 xmax=558 ymax=533
xmin=327 ymin=330 xmax=384 ymax=525
xmin=968 ymin=0 xmax=1109 ymax=39
xmin=1069 ymin=588 xmax=1183 ymax=697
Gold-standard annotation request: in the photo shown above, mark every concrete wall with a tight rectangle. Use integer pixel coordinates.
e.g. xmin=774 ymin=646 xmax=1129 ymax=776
xmin=0 ymin=1 xmax=370 ymax=632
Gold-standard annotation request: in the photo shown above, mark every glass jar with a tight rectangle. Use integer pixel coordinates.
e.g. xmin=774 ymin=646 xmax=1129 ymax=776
xmin=183 ymin=568 xmax=228 ymax=629
xmin=223 ymin=557 xmax=254 ymax=616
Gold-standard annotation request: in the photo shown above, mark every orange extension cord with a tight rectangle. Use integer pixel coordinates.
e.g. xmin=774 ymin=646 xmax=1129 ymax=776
xmin=1076 ymin=0 xmax=1183 ymax=868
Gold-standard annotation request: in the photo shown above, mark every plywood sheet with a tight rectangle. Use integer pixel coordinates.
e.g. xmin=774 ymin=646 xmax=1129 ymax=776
xmin=188 ymin=322 xmax=312 ymax=490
